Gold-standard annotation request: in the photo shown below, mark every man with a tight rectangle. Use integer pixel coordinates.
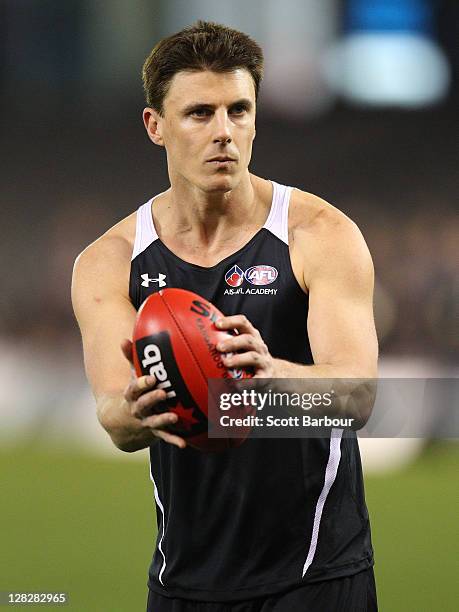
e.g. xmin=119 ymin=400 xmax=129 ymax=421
xmin=72 ymin=21 xmax=378 ymax=611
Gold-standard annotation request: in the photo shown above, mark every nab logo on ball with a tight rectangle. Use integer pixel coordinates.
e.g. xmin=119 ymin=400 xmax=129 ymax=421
xmin=245 ymin=265 xmax=278 ymax=286
xmin=225 ymin=265 xmax=244 ymax=287
xmin=141 ymin=343 xmax=176 ymax=400
xmin=135 ymin=331 xmax=205 ymax=434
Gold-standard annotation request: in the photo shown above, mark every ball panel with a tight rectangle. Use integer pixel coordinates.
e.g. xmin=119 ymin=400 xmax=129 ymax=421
xmin=161 ymin=289 xmax=252 ymax=382
xmin=161 ymin=290 xmax=230 ymax=381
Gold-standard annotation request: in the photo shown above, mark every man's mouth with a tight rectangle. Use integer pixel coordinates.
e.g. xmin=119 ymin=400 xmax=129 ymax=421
xmin=206 ymin=156 xmax=236 ymax=163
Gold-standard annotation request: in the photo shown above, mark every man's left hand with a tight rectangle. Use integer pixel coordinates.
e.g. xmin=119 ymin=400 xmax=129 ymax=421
xmin=215 ymin=315 xmax=276 ymax=378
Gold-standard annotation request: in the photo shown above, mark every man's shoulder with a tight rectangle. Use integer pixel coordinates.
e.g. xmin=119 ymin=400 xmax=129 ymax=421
xmin=287 ymin=187 xmax=373 ymax=287
xmin=289 ymin=188 xmax=357 ymax=239
xmin=73 ymin=212 xmax=137 ymax=290
xmin=76 ymin=212 xmax=136 ymax=267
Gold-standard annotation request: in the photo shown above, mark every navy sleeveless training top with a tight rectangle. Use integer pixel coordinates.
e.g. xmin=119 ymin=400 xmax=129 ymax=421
xmin=129 ymin=181 xmax=373 ymax=602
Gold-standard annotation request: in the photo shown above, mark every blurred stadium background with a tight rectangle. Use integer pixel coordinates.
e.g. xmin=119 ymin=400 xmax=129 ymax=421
xmin=1 ymin=0 xmax=457 ymax=610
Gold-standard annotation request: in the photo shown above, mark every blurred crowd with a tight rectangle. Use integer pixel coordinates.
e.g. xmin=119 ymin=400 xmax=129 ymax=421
xmin=370 ymin=207 xmax=457 ymax=361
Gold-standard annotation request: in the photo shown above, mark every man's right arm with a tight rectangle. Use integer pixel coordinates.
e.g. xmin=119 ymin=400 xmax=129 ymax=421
xmin=71 ymin=233 xmax=185 ymax=452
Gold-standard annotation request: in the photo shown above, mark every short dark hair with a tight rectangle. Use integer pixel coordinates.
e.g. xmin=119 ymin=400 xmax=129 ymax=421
xmin=142 ymin=20 xmax=264 ymax=115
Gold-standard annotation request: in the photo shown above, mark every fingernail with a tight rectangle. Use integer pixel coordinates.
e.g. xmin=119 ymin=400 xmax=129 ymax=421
xmin=217 ymin=342 xmax=226 ymax=351
xmin=216 ymin=319 xmax=223 ymax=328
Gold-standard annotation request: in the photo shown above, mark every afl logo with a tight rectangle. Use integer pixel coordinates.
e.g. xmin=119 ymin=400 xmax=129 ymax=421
xmin=245 ymin=265 xmax=278 ymax=286
xmin=225 ymin=265 xmax=244 ymax=287
xmin=229 ymin=368 xmax=244 ymax=379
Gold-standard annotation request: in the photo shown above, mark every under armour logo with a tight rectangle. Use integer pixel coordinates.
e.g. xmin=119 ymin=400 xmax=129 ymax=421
xmin=141 ymin=273 xmax=167 ymax=288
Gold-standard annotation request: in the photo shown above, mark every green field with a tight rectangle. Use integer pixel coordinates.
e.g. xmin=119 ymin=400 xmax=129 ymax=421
xmin=1 ymin=443 xmax=458 ymax=611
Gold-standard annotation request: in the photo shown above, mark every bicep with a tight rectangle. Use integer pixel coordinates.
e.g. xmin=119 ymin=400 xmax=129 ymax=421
xmin=72 ymin=242 xmax=136 ymax=399
xmin=306 ymin=227 xmax=378 ymax=377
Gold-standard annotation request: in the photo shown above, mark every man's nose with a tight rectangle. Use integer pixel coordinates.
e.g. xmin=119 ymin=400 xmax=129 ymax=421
xmin=213 ymin=110 xmax=232 ymax=144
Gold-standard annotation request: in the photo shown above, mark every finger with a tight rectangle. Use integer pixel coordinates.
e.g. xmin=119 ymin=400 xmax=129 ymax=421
xmin=215 ymin=315 xmax=255 ymax=334
xmin=138 ymin=375 xmax=151 ymax=390
xmin=153 ymin=429 xmax=187 ymax=449
xmin=142 ymin=411 xmax=178 ymax=430
xmin=132 ymin=388 xmax=167 ymax=418
xmin=125 ymin=375 xmax=157 ymax=402
xmin=142 ymin=413 xmax=187 ymax=449
xmin=121 ymin=338 xmax=134 ymax=364
xmin=216 ymin=333 xmax=259 ymax=353
xmin=222 ymin=351 xmax=266 ymax=369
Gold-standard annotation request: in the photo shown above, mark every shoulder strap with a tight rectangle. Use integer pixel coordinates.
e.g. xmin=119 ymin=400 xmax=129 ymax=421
xmin=263 ymin=181 xmax=292 ymax=245
xmin=131 ymin=198 xmax=159 ymax=261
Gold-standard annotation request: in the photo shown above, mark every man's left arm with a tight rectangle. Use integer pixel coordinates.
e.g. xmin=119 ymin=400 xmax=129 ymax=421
xmin=216 ymin=213 xmax=378 ymax=425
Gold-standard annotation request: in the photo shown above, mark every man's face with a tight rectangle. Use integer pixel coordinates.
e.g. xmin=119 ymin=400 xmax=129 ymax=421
xmin=152 ymin=69 xmax=256 ymax=193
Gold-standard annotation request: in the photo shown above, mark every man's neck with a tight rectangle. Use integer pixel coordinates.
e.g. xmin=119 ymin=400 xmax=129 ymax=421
xmin=156 ymin=173 xmax=269 ymax=249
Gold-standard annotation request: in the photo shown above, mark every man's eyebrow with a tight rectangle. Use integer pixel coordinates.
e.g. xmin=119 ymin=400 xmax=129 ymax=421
xmin=230 ymin=98 xmax=253 ymax=109
xmin=182 ymin=98 xmax=253 ymax=113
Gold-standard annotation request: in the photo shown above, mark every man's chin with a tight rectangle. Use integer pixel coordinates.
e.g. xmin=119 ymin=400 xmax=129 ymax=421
xmin=201 ymin=175 xmax=238 ymax=194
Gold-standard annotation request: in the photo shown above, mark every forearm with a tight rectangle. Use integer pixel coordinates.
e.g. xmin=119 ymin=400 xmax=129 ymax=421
xmin=271 ymin=359 xmax=377 ymax=426
xmin=273 ymin=359 xmax=375 ymax=379
xmin=96 ymin=394 xmax=157 ymax=453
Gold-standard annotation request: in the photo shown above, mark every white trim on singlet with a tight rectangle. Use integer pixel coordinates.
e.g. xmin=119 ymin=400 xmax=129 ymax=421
xmin=131 ymin=182 xmax=293 ymax=260
xmin=149 ymin=460 xmax=167 ymax=586
xmin=131 ymin=197 xmax=159 ymax=261
xmin=302 ymin=428 xmax=344 ymax=577
xmin=263 ymin=181 xmax=293 ymax=245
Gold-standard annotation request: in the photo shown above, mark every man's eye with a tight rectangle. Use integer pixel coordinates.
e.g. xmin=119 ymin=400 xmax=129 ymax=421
xmin=191 ymin=108 xmax=211 ymax=117
xmin=230 ymin=105 xmax=247 ymax=115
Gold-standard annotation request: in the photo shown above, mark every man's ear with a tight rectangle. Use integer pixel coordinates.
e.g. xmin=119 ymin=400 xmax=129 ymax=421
xmin=143 ymin=108 xmax=164 ymax=146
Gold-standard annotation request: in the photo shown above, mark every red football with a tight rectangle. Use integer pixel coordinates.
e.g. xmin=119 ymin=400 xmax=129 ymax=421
xmin=132 ymin=288 xmax=253 ymax=451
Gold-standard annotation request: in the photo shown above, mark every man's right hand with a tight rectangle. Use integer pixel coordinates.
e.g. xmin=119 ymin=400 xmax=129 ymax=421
xmin=118 ymin=339 xmax=187 ymax=450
